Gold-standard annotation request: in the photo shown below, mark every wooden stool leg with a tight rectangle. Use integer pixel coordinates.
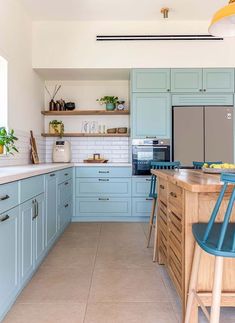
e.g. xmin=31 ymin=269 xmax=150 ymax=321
xmin=152 ymin=214 xmax=158 ymax=262
xmin=210 ymin=256 xmax=224 ymax=323
xmin=147 ymin=198 xmax=156 ymax=248
xmin=184 ymin=244 xmax=202 ymax=323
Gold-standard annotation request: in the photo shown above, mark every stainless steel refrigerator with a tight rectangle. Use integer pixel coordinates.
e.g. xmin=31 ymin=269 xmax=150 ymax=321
xmin=173 ymin=106 xmax=234 ymax=166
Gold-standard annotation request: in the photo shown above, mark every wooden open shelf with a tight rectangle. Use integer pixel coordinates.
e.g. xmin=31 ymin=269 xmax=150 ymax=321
xmin=41 ymin=133 xmax=130 ymax=138
xmin=41 ymin=110 xmax=129 ymax=116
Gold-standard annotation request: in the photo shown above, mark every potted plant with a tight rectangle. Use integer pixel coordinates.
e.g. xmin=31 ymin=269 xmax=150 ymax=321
xmin=0 ymin=127 xmax=18 ymax=155
xmin=49 ymin=120 xmax=64 ymax=137
xmin=96 ymin=96 xmax=119 ymax=111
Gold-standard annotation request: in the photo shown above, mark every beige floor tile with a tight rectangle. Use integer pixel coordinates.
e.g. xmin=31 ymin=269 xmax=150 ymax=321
xmin=101 ymin=223 xmax=144 ymax=234
xmin=95 ymin=245 xmax=156 ymax=270
xmin=66 ymin=222 xmax=101 ymax=234
xmin=3 ymin=303 xmax=86 ymax=323
xmin=84 ymin=302 xmax=177 ymax=323
xmin=17 ymin=267 xmax=92 ymax=303
xmin=41 ymin=245 xmax=96 ymax=268
xmin=89 ymin=268 xmax=169 ymax=302
xmin=56 ymin=231 xmax=100 ymax=249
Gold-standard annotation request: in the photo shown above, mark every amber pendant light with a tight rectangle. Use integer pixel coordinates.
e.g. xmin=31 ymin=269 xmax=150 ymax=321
xmin=209 ymin=0 xmax=235 ymax=37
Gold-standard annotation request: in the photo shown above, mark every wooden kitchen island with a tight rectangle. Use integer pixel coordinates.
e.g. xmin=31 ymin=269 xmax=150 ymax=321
xmin=152 ymin=169 xmax=235 ymax=323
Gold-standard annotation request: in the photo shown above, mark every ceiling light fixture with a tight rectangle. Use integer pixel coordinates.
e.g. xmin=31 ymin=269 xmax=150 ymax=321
xmin=209 ymin=0 xmax=235 ymax=37
xmin=161 ymin=8 xmax=169 ymax=19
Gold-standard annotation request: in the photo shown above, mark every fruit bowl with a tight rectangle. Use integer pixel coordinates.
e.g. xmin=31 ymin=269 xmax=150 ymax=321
xmin=202 ymin=163 xmax=235 ymax=174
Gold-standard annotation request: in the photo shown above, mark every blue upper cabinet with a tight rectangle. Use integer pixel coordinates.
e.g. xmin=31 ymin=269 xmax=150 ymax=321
xmin=132 ymin=69 xmax=171 ymax=92
xmin=171 ymin=69 xmax=203 ymax=93
xmin=203 ymin=68 xmax=234 ymax=93
xmin=132 ymin=93 xmax=171 ymax=139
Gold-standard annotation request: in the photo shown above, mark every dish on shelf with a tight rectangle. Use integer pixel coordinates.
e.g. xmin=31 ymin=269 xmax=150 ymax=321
xmin=117 ymin=127 xmax=128 ymax=134
xmin=107 ymin=128 xmax=117 ymax=134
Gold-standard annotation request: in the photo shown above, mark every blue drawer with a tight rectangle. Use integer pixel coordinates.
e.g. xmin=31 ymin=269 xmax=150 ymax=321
xmin=58 ymin=179 xmax=72 ymax=206
xmin=76 ymin=178 xmax=131 ymax=197
xmin=20 ymin=175 xmax=44 ymax=203
xmin=132 ymin=197 xmax=153 ymax=217
xmin=75 ymin=197 xmax=131 ymax=217
xmin=132 ymin=177 xmax=152 ymax=197
xmin=58 ymin=167 xmax=73 ymax=184
xmin=76 ymin=167 xmax=132 ymax=178
xmin=0 ymin=181 xmax=19 ymax=213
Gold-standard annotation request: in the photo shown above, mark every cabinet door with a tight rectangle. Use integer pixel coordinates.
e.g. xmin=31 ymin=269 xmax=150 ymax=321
xmin=132 ymin=198 xmax=153 ymax=217
xmin=132 ymin=69 xmax=170 ymax=92
xmin=20 ymin=199 xmax=34 ymax=284
xmin=132 ymin=93 xmax=171 ymax=139
xmin=203 ymin=68 xmax=234 ymax=93
xmin=132 ymin=177 xmax=151 ymax=197
xmin=0 ymin=207 xmax=19 ymax=317
xmin=34 ymin=194 xmax=45 ymax=267
xmin=171 ymin=69 xmax=203 ymax=93
xmin=45 ymin=173 xmax=57 ymax=248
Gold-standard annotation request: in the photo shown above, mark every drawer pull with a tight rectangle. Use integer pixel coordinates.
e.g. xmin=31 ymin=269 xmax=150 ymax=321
xmin=65 ymin=203 xmax=69 ymax=208
xmin=146 ymin=198 xmax=152 ymax=201
xmin=98 ymin=171 xmax=110 ymax=174
xmin=98 ymin=179 xmax=109 ymax=182
xmin=145 ymin=136 xmax=157 ymax=139
xmin=64 ymin=173 xmax=68 ymax=176
xmin=0 ymin=214 xmax=9 ymax=222
xmin=145 ymin=179 xmax=151 ymax=182
xmin=170 ymin=192 xmax=177 ymax=198
xmin=50 ymin=173 xmax=55 ymax=177
xmin=98 ymin=198 xmax=109 ymax=201
xmin=160 ymin=185 xmax=165 ymax=190
xmin=64 ymin=182 xmax=69 ymax=185
xmin=0 ymin=194 xmax=10 ymax=201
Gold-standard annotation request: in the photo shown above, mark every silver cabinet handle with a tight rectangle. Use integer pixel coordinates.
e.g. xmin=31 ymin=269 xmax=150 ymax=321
xmin=32 ymin=199 xmax=37 ymax=220
xmin=50 ymin=173 xmax=55 ymax=177
xmin=98 ymin=171 xmax=109 ymax=174
xmin=0 ymin=214 xmax=9 ymax=222
xmin=0 ymin=194 xmax=10 ymax=201
xmin=145 ymin=136 xmax=157 ymax=139
xmin=36 ymin=200 xmax=39 ymax=218
xmin=98 ymin=179 xmax=109 ymax=182
xmin=98 ymin=198 xmax=109 ymax=201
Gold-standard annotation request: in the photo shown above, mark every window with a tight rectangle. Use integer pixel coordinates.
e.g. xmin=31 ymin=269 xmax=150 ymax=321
xmin=0 ymin=56 xmax=8 ymax=128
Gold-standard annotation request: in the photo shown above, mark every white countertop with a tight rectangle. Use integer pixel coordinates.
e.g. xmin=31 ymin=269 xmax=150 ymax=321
xmin=0 ymin=162 xmax=132 ymax=185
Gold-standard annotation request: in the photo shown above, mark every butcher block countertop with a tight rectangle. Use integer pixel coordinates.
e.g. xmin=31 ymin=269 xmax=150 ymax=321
xmin=151 ymin=168 xmax=226 ymax=193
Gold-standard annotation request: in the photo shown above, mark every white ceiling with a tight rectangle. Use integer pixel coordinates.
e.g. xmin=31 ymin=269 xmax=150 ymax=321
xmin=20 ymin=0 xmax=227 ymax=21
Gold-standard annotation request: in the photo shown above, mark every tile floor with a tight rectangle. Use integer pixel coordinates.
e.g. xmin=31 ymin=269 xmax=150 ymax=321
xmin=3 ymin=222 xmax=235 ymax=323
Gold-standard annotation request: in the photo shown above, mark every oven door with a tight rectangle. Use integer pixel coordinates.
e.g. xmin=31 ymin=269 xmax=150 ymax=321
xmin=132 ymin=145 xmax=170 ymax=175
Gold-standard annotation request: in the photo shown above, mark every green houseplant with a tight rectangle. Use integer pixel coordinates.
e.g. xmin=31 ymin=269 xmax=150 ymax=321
xmin=96 ymin=96 xmax=119 ymax=111
xmin=49 ymin=120 xmax=64 ymax=137
xmin=0 ymin=127 xmax=18 ymax=155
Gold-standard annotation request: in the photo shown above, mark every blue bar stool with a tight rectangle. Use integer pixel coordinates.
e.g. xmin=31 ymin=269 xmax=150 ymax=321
xmin=193 ymin=161 xmax=223 ymax=169
xmin=147 ymin=161 xmax=181 ymax=250
xmin=185 ymin=173 xmax=235 ymax=323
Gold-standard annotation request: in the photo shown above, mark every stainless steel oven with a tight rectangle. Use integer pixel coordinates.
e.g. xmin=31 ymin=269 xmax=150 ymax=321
xmin=132 ymin=139 xmax=171 ymax=176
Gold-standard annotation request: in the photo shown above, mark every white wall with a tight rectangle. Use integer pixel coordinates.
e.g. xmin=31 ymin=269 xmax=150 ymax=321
xmin=0 ymin=0 xmax=44 ymax=133
xmin=0 ymin=0 xmax=44 ymax=165
xmin=33 ymin=20 xmax=235 ymax=68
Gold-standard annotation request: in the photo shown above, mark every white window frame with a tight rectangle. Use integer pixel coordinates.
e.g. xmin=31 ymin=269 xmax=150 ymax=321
xmin=0 ymin=55 xmax=8 ymax=128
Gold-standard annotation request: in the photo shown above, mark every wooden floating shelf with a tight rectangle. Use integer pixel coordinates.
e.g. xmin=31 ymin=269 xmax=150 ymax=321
xmin=41 ymin=133 xmax=130 ymax=138
xmin=41 ymin=110 xmax=130 ymax=116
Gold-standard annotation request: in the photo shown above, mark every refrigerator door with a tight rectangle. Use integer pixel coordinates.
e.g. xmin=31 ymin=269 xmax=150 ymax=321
xmin=173 ymin=107 xmax=204 ymax=166
xmin=205 ymin=106 xmax=234 ymax=163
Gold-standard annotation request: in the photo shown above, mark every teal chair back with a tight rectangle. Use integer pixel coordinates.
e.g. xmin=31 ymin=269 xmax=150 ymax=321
xmin=193 ymin=173 xmax=235 ymax=257
xmin=193 ymin=161 xmax=223 ymax=169
xmin=149 ymin=161 xmax=181 ymax=199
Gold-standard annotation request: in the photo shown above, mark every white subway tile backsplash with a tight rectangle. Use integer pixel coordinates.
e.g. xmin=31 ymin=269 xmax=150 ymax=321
xmin=45 ymin=136 xmax=130 ymax=163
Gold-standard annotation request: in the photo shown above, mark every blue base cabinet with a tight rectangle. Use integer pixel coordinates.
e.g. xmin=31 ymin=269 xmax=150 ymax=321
xmin=0 ymin=206 xmax=19 ymax=318
xmin=132 ymin=177 xmax=152 ymax=219
xmin=58 ymin=178 xmax=73 ymax=230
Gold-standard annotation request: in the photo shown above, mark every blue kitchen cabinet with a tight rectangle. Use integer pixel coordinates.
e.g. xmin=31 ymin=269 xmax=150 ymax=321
xmin=171 ymin=69 xmax=203 ymax=93
xmin=34 ymin=193 xmax=45 ymax=267
xmin=45 ymin=172 xmax=58 ymax=248
xmin=132 ymin=177 xmax=151 ymax=197
xmin=132 ymin=93 xmax=171 ymax=139
xmin=132 ymin=197 xmax=153 ymax=217
xmin=0 ymin=206 xmax=19 ymax=320
xmin=58 ymin=179 xmax=73 ymax=230
xmin=20 ymin=199 xmax=34 ymax=285
xmin=132 ymin=69 xmax=171 ymax=92
xmin=76 ymin=166 xmax=132 ymax=178
xmin=132 ymin=177 xmax=152 ymax=218
xmin=203 ymin=68 xmax=234 ymax=93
